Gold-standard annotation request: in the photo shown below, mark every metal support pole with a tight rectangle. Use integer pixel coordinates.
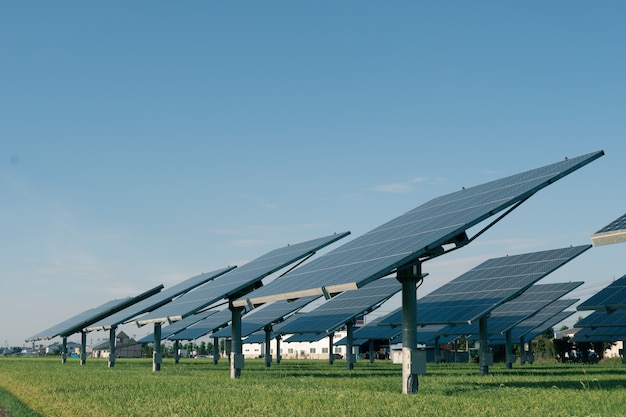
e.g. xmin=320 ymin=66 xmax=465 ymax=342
xmin=622 ymin=340 xmax=626 ymax=365
xmin=264 ymin=326 xmax=272 ymax=368
xmin=108 ymin=327 xmax=116 ymax=368
xmin=434 ymin=336 xmax=441 ymax=364
xmin=61 ymin=336 xmax=67 ymax=364
xmin=230 ymin=305 xmax=244 ymax=379
xmin=453 ymin=339 xmax=458 ymax=363
xmin=528 ymin=338 xmax=534 ymax=364
xmin=174 ymin=340 xmax=180 ymax=364
xmin=213 ymin=337 xmax=220 ymax=365
xmin=369 ymin=339 xmax=375 ymax=363
xmin=80 ymin=331 xmax=87 ymax=365
xmin=398 ymin=263 xmax=421 ymax=394
xmin=153 ymin=322 xmax=162 ymax=372
xmin=276 ymin=335 xmax=282 ymax=364
xmin=505 ymin=330 xmax=513 ymax=369
xmin=479 ymin=316 xmax=489 ymax=375
xmin=328 ymin=333 xmax=334 ymax=365
xmin=346 ymin=322 xmax=354 ymax=370
xmin=520 ymin=337 xmax=526 ymax=365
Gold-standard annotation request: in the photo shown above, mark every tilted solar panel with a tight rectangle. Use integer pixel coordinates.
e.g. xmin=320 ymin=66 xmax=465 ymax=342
xmin=575 ymin=309 xmax=626 ymax=328
xmin=137 ymin=309 xmax=219 ymax=343
xmin=378 ymin=246 xmax=589 ymax=327
xmin=26 ymin=285 xmax=163 ymax=341
xmin=571 ymin=326 xmax=626 ymax=343
xmin=137 ymin=232 xmax=349 ymax=325
xmin=443 ymin=282 xmax=583 ymax=336
xmin=167 ymin=309 xmax=233 ymax=341
xmin=235 ymin=151 xmax=603 ymax=308
xmin=86 ymin=266 xmax=235 ymax=331
xmin=577 ymin=275 xmax=626 ymax=311
xmin=274 ymin=277 xmax=401 ymax=335
xmin=212 ymin=296 xmax=319 ymax=338
xmin=352 ymin=314 xmax=402 ymax=341
xmin=591 ymin=213 xmax=626 ymax=246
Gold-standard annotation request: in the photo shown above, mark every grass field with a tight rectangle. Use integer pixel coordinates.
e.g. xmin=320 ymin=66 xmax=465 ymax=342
xmin=1 ymin=357 xmax=625 ymax=416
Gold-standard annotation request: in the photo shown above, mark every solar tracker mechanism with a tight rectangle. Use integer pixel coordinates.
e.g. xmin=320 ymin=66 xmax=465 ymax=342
xmin=234 ymin=150 xmax=603 ymax=394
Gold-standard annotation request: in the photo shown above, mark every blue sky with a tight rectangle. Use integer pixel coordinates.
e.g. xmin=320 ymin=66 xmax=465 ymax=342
xmin=1 ymin=2 xmax=625 ymax=347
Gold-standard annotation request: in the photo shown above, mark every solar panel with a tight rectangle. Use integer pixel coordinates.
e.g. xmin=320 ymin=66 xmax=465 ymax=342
xmin=283 ymin=332 xmax=329 ymax=343
xmin=137 ymin=309 xmax=219 ymax=343
xmin=591 ymin=213 xmax=626 ymax=246
xmin=575 ymin=309 xmax=626 ymax=328
xmin=378 ymin=246 xmax=590 ymax=326
xmin=137 ymin=232 xmax=349 ymax=325
xmin=333 ymin=338 xmax=369 ymax=347
xmin=212 ymin=296 xmax=319 ymax=338
xmin=168 ymin=309 xmax=233 ymax=341
xmin=571 ymin=326 xmax=626 ymax=343
xmin=520 ymin=310 xmax=577 ymax=342
xmin=352 ymin=314 xmax=403 ymax=341
xmin=487 ymin=299 xmax=579 ymax=342
xmin=577 ymin=275 xmax=626 ymax=311
xmin=243 ymin=331 xmax=271 ymax=344
xmin=443 ymin=282 xmax=583 ymax=336
xmin=26 ymin=285 xmax=163 ymax=341
xmin=86 ymin=267 xmax=235 ymax=331
xmin=235 ymin=151 xmax=603 ymax=308
xmin=273 ymin=277 xmax=401 ymax=335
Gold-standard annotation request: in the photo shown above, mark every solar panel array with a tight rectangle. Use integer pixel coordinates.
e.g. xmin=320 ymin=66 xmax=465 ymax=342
xmin=274 ymin=277 xmax=401 ymax=335
xmin=575 ymin=309 xmax=626 ymax=328
xmin=377 ymin=246 xmax=590 ymax=327
xmin=591 ymin=213 xmax=626 ymax=246
xmin=444 ymin=282 xmax=583 ymax=336
xmin=235 ymin=151 xmax=604 ymax=308
xmin=571 ymin=326 xmax=626 ymax=343
xmin=26 ymin=285 xmax=163 ymax=341
xmin=137 ymin=232 xmax=349 ymax=324
xmin=86 ymin=267 xmax=235 ymax=331
xmin=212 ymin=296 xmax=320 ymax=338
xmin=352 ymin=314 xmax=402 ymax=341
xmin=577 ymin=275 xmax=626 ymax=311
xmin=488 ymin=299 xmax=579 ymax=343
xmin=168 ymin=309 xmax=233 ymax=341
xmin=137 ymin=309 xmax=218 ymax=344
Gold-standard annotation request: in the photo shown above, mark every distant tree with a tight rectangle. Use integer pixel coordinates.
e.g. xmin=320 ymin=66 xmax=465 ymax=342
xmin=199 ymin=341 xmax=208 ymax=355
xmin=559 ymin=325 xmax=569 ymax=331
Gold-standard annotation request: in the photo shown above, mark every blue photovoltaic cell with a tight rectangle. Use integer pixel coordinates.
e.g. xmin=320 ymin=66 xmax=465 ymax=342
xmin=243 ymin=331 xmax=271 ymax=344
xmin=333 ymin=338 xmax=369 ymax=346
xmin=26 ymin=285 xmax=163 ymax=341
xmin=575 ymin=309 xmax=626 ymax=328
xmin=520 ymin=310 xmax=577 ymax=342
xmin=86 ymin=267 xmax=234 ymax=331
xmin=168 ymin=309 xmax=233 ymax=341
xmin=137 ymin=232 xmax=349 ymax=324
xmin=487 ymin=299 xmax=578 ymax=343
xmin=577 ymin=275 xmax=626 ymax=311
xmin=442 ymin=282 xmax=582 ymax=336
xmin=571 ymin=326 xmax=626 ymax=343
xmin=378 ymin=246 xmax=589 ymax=327
xmin=237 ymin=151 xmax=603 ymax=307
xmin=352 ymin=315 xmax=403 ymax=341
xmin=137 ymin=309 xmax=218 ymax=343
xmin=595 ymin=213 xmax=626 ymax=234
xmin=212 ymin=296 xmax=319 ymax=338
xmin=274 ymin=277 xmax=401 ymax=335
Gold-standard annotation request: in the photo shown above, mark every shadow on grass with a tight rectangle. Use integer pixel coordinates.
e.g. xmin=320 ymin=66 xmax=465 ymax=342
xmin=440 ymin=377 xmax=626 ymax=395
xmin=0 ymin=386 xmax=43 ymax=417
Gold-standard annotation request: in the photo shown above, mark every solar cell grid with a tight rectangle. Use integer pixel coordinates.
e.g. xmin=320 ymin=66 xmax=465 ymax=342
xmin=86 ymin=267 xmax=234 ymax=331
xmin=236 ymin=151 xmax=603 ymax=308
xmin=274 ymin=277 xmax=401 ymax=334
xmin=377 ymin=246 xmax=589 ymax=328
xmin=26 ymin=285 xmax=163 ymax=342
xmin=137 ymin=232 xmax=349 ymax=324
xmin=575 ymin=309 xmax=626 ymax=328
xmin=168 ymin=309 xmax=233 ymax=341
xmin=577 ymin=275 xmax=626 ymax=311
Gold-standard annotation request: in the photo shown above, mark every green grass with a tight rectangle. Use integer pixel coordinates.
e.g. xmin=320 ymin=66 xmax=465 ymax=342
xmin=1 ymin=357 xmax=625 ymax=416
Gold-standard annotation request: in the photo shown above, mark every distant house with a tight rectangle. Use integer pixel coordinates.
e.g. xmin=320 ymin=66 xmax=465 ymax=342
xmin=92 ymin=331 xmax=142 ymax=359
xmin=46 ymin=341 xmax=81 ymax=356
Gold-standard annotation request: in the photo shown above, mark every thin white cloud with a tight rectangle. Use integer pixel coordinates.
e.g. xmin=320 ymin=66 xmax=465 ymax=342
xmin=373 ymin=177 xmax=429 ymax=194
